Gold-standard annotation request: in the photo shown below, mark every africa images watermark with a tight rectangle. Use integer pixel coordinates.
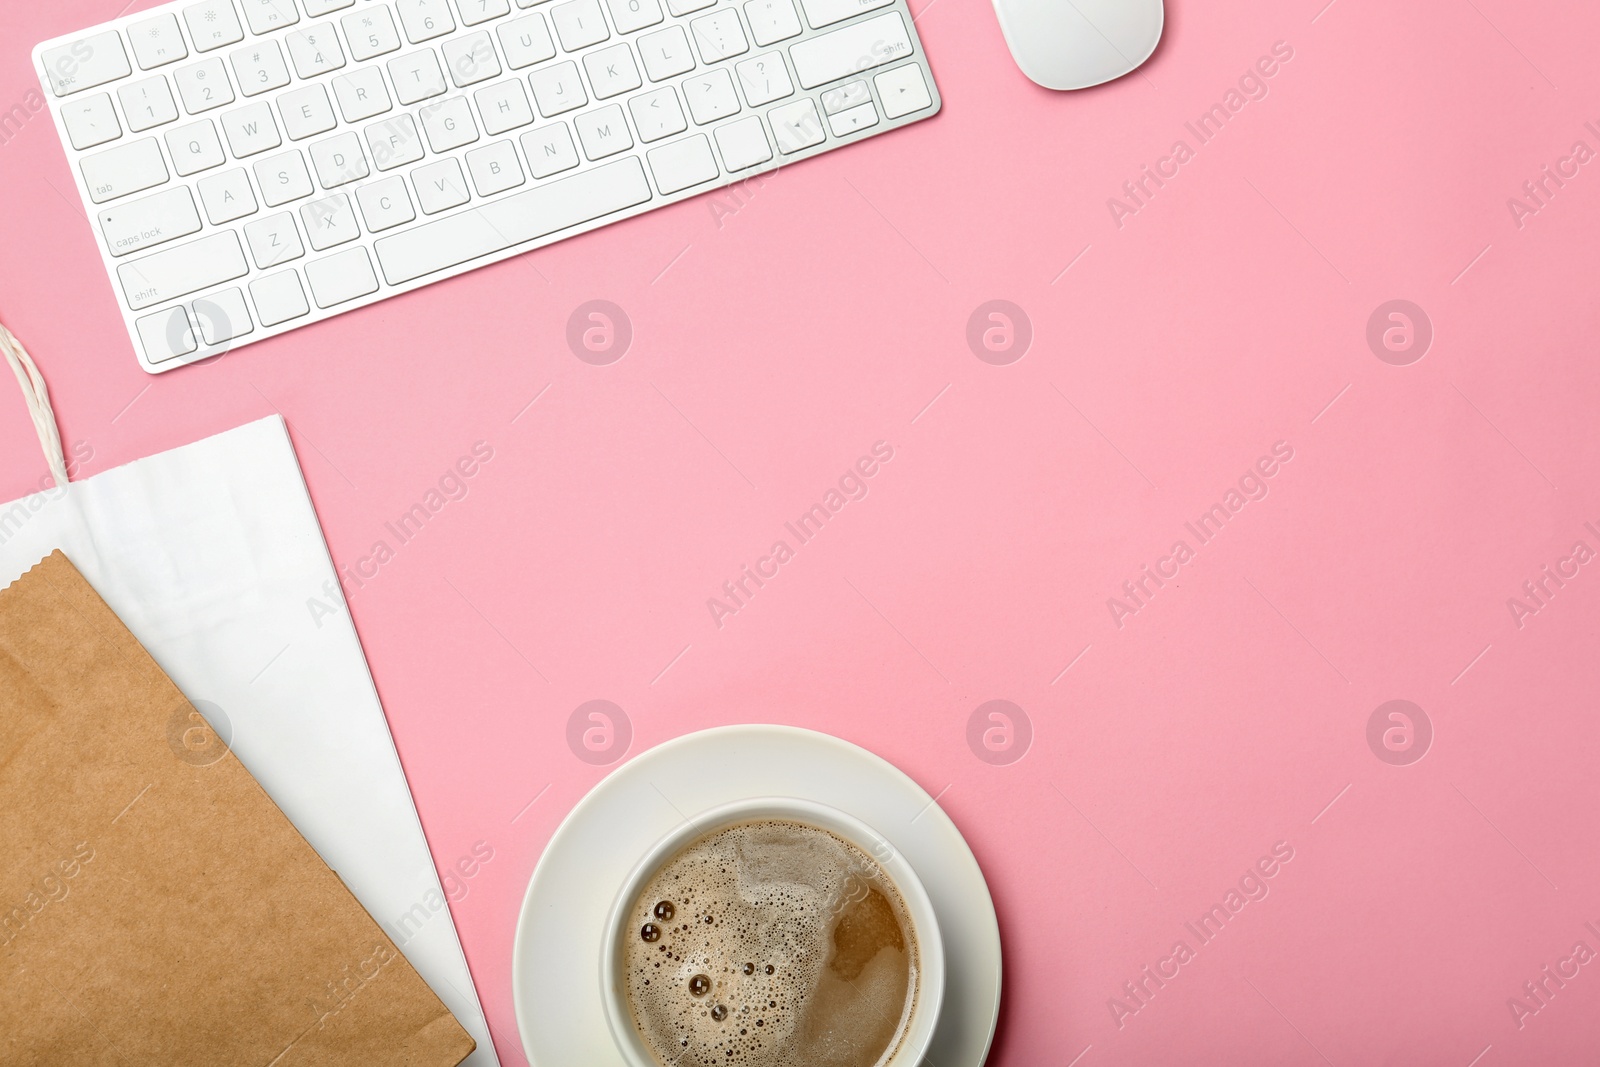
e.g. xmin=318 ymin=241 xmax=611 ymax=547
xmin=1505 ymin=521 xmax=1600 ymax=631
xmin=1506 ymin=121 xmax=1600 ymax=231
xmin=0 ymin=85 xmax=46 ymax=149
xmin=1106 ymin=441 xmax=1296 ymax=629
xmin=1108 ymin=840 xmax=1297 ymax=1029
xmin=704 ymin=75 xmax=826 ymax=230
xmin=0 ymin=841 xmax=97 ymax=950
xmin=1107 ymin=40 xmax=1296 ymax=229
xmin=1505 ymin=921 xmax=1600 ymax=1031
xmin=386 ymin=840 xmax=497 ymax=948
xmin=0 ymin=440 xmax=97 ymax=549
xmin=706 ymin=440 xmax=897 ymax=630
xmin=303 ymin=940 xmax=402 ymax=1032
xmin=567 ymin=699 xmax=632 ymax=765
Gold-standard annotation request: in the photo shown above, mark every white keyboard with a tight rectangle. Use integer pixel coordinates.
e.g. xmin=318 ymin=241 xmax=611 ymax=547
xmin=34 ymin=0 xmax=939 ymax=373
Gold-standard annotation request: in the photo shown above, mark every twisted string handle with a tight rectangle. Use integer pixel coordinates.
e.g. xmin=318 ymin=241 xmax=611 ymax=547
xmin=1 ymin=320 xmax=69 ymax=490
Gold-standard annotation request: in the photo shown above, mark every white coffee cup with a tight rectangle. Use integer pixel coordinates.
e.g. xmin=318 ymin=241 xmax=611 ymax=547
xmin=599 ymin=796 xmax=946 ymax=1067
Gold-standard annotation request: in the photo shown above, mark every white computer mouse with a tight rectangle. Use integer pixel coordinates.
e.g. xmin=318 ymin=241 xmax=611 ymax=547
xmin=990 ymin=0 xmax=1164 ymax=90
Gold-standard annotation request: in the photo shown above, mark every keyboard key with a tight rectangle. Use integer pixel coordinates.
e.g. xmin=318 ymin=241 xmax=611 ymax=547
xmin=475 ymin=80 xmax=534 ymax=134
xmin=420 ymin=97 xmax=479 ymax=151
xmin=825 ymin=91 xmax=876 ymax=124
xmin=61 ymin=93 xmax=121 ymax=150
xmin=41 ymin=32 xmax=131 ymax=96
xmin=197 ymin=168 xmax=258 ymax=223
xmin=239 ymin=0 xmax=301 ymax=33
xmin=128 ymin=14 xmax=190 ymax=69
xmin=550 ymin=0 xmax=609 ymax=51
xmin=81 ymin=138 xmax=168 ymax=203
xmin=769 ymin=97 xmax=823 ymax=152
xmin=689 ymin=10 xmax=747 ymax=62
xmin=183 ymin=1 xmax=247 ymax=52
xmin=520 ymin=122 xmax=579 ymax=177
xmin=221 ymin=101 xmax=282 ymax=156
xmin=306 ymin=247 xmax=380 ymax=307
xmin=828 ymin=100 xmax=877 ymax=136
xmin=309 ymin=131 xmax=370 ymax=186
xmin=638 ymin=26 xmax=694 ymax=81
xmin=192 ymin=287 xmax=254 ymax=344
xmin=790 ymin=12 xmax=911 ymax=88
xmin=628 ymin=87 xmax=685 ymax=142
xmin=528 ymin=61 xmax=587 ymax=116
xmin=244 ymin=211 xmax=305 ymax=268
xmin=119 ymin=76 xmax=180 ymax=132
xmin=666 ymin=0 xmax=717 ymax=16
xmin=497 ymin=14 xmax=557 ymax=68
xmin=820 ymin=79 xmax=867 ymax=113
xmin=682 ymin=68 xmax=738 ymax=124
xmin=743 ymin=0 xmax=800 ymax=45
xmin=605 ymin=0 xmax=664 ymax=34
xmin=231 ymin=40 xmax=291 ymax=96
xmin=458 ymin=0 xmax=514 ymax=24
xmin=388 ymin=49 xmax=448 ymax=104
xmin=396 ymin=0 xmax=456 ymax=42
xmin=584 ymin=44 xmax=642 ymax=99
xmin=174 ymin=58 xmax=235 ymax=113
xmin=278 ymin=84 xmax=337 ymax=139
xmin=713 ymin=114 xmax=770 ymax=169
xmin=136 ymin=306 xmax=197 ymax=362
xmin=118 ymin=231 xmax=249 ymax=309
xmin=799 ymin=0 xmax=891 ymax=28
xmin=374 ymin=156 xmax=651 ymax=284
xmin=99 ymin=187 xmax=202 ymax=257
xmin=165 ymin=118 xmax=227 ymax=175
xmin=286 ymin=24 xmax=347 ymax=78
xmin=365 ymin=114 xmax=426 ymax=169
xmin=250 ymin=269 xmax=310 ymax=325
xmin=253 ymin=149 xmax=314 ymax=206
xmin=574 ymin=104 xmax=632 ymax=159
xmin=735 ymin=52 xmax=792 ymax=105
xmin=875 ymin=63 xmax=931 ymax=118
xmin=645 ymin=133 xmax=716 ymax=193
xmin=412 ymin=158 xmax=471 ymax=213
xmin=332 ymin=67 xmax=392 ymax=121
xmin=342 ymin=8 xmax=403 ymax=60
xmin=466 ymin=140 xmax=525 ymax=195
xmin=442 ymin=32 xmax=502 ymax=86
xmin=356 ymin=175 xmax=416 ymax=230
xmin=303 ymin=0 xmax=358 ymax=14
xmin=301 ymin=193 xmax=361 ymax=249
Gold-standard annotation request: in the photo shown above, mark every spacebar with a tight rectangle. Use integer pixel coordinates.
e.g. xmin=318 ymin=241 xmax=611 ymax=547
xmin=374 ymin=157 xmax=653 ymax=285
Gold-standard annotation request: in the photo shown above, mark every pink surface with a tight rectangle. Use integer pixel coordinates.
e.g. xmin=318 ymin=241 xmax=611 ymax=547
xmin=3 ymin=0 xmax=1600 ymax=1063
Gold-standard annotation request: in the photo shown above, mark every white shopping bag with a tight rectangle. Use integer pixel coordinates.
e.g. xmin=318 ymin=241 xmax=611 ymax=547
xmin=1 ymin=327 xmax=499 ymax=1066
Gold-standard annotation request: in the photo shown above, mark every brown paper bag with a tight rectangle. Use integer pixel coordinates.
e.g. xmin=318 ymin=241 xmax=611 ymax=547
xmin=0 ymin=551 xmax=476 ymax=1067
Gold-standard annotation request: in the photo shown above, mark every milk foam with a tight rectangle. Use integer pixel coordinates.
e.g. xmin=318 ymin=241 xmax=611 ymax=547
xmin=622 ymin=820 xmax=917 ymax=1067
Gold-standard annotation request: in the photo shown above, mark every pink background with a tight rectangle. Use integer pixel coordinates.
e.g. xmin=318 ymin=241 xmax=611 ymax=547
xmin=4 ymin=0 xmax=1600 ymax=1063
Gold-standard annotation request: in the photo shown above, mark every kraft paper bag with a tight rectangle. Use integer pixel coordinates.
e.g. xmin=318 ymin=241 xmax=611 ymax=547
xmin=0 ymin=414 xmax=500 ymax=1066
xmin=0 ymin=551 xmax=475 ymax=1066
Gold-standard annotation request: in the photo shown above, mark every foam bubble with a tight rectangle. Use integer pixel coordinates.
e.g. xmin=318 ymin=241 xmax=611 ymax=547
xmin=622 ymin=820 xmax=918 ymax=1067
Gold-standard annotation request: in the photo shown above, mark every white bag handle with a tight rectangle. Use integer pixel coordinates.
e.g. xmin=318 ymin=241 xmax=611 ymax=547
xmin=1 ymin=320 xmax=69 ymax=490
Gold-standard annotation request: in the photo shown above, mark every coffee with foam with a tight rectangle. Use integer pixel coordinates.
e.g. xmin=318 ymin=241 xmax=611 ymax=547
xmin=621 ymin=819 xmax=919 ymax=1067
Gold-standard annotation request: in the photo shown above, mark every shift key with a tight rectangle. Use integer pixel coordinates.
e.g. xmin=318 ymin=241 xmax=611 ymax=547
xmin=788 ymin=12 xmax=912 ymax=89
xmin=118 ymin=231 xmax=249 ymax=310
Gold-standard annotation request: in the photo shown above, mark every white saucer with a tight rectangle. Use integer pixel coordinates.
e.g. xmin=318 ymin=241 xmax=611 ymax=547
xmin=512 ymin=725 xmax=1002 ymax=1066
